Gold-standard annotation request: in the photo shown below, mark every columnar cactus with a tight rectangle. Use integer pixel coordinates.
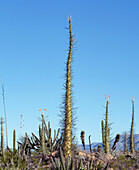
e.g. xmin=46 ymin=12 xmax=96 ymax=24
xmin=130 ymin=97 xmax=135 ymax=154
xmin=13 ymin=129 xmax=16 ymax=151
xmin=104 ymin=95 xmax=110 ymax=154
xmin=101 ymin=120 xmax=105 ymax=151
xmin=62 ymin=17 xmax=74 ymax=158
xmin=41 ymin=114 xmax=46 ymax=154
xmin=1 ymin=117 xmax=4 ymax=156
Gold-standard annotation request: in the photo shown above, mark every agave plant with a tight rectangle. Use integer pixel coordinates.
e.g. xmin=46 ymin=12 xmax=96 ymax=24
xmin=18 ymin=114 xmax=63 ymax=155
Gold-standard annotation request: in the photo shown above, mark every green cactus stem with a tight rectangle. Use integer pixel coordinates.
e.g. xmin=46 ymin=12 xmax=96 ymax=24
xmin=41 ymin=114 xmax=46 ymax=154
xmin=105 ymin=100 xmax=110 ymax=154
xmin=13 ymin=129 xmax=16 ymax=151
xmin=130 ymin=97 xmax=135 ymax=154
xmin=39 ymin=124 xmax=42 ymax=144
xmin=101 ymin=120 xmax=105 ymax=151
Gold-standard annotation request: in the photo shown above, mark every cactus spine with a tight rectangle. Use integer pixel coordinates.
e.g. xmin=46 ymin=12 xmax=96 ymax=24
xmin=63 ymin=17 xmax=74 ymax=158
xmin=105 ymin=100 xmax=110 ymax=154
xmin=1 ymin=117 xmax=4 ymax=156
xmin=130 ymin=97 xmax=135 ymax=154
xmin=13 ymin=129 xmax=16 ymax=151
xmin=101 ymin=120 xmax=105 ymax=151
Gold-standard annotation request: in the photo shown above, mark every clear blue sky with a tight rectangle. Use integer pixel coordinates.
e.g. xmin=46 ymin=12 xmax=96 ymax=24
xmin=0 ymin=0 xmax=139 ymax=148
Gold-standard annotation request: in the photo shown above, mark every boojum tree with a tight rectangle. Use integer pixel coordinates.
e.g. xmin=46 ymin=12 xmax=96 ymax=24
xmin=104 ymin=94 xmax=110 ymax=154
xmin=60 ymin=17 xmax=76 ymax=158
xmin=130 ymin=97 xmax=135 ymax=154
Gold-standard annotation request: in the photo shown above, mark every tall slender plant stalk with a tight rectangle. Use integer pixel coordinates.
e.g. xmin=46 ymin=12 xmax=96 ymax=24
xmin=63 ymin=17 xmax=74 ymax=158
xmin=101 ymin=120 xmax=105 ymax=151
xmin=104 ymin=95 xmax=110 ymax=154
xmin=130 ymin=97 xmax=135 ymax=154
xmin=1 ymin=83 xmax=8 ymax=148
xmin=1 ymin=117 xmax=4 ymax=156
xmin=13 ymin=129 xmax=16 ymax=151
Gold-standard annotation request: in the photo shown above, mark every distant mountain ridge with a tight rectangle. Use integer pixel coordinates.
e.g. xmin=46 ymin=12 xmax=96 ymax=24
xmin=78 ymin=134 xmax=139 ymax=151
